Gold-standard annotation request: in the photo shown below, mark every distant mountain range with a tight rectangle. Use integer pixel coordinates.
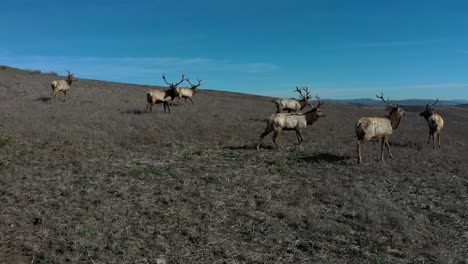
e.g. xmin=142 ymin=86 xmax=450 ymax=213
xmin=328 ymin=98 xmax=468 ymax=106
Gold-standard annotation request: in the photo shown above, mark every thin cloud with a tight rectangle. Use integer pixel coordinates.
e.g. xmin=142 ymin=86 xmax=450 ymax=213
xmin=328 ymin=39 xmax=440 ymax=49
xmin=0 ymin=54 xmax=279 ymax=84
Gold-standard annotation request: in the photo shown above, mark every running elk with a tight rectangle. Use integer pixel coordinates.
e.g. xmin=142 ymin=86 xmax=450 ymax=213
xmin=355 ymin=93 xmax=406 ymax=164
xmin=419 ymin=98 xmax=444 ymax=149
xmin=50 ymin=70 xmax=77 ymax=100
xmin=257 ymin=95 xmax=325 ymax=151
xmin=178 ymin=78 xmax=201 ymax=106
xmin=275 ymin=86 xmax=312 ymax=113
xmin=145 ymin=73 xmax=185 ymax=113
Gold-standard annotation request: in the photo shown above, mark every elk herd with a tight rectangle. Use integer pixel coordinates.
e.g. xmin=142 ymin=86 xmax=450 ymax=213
xmin=49 ymin=70 xmax=445 ymax=164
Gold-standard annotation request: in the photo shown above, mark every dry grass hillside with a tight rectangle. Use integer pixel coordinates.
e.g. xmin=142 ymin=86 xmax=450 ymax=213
xmin=0 ymin=66 xmax=467 ymax=263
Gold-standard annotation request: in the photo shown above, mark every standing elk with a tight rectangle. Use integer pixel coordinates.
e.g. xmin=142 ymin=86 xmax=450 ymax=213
xmin=145 ymin=73 xmax=184 ymax=113
xmin=50 ymin=69 xmax=77 ymax=100
xmin=257 ymin=95 xmax=325 ymax=151
xmin=419 ymin=98 xmax=444 ymax=149
xmin=355 ymin=93 xmax=406 ymax=164
xmin=275 ymin=86 xmax=312 ymax=113
xmin=178 ymin=78 xmax=202 ymax=106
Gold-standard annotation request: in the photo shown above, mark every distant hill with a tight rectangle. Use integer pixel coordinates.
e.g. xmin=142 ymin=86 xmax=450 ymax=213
xmin=328 ymin=98 xmax=468 ymax=106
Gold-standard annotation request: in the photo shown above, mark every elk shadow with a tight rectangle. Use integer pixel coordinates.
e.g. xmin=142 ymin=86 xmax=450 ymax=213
xmin=224 ymin=145 xmax=274 ymax=150
xmin=296 ymin=152 xmax=352 ymax=164
xmin=121 ymin=108 xmax=146 ymax=115
xmin=34 ymin=96 xmax=51 ymax=103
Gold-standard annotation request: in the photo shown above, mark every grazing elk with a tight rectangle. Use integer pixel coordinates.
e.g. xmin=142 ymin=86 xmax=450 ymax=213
xmin=355 ymin=93 xmax=406 ymax=164
xmin=145 ymin=73 xmax=184 ymax=113
xmin=275 ymin=86 xmax=312 ymax=113
xmin=257 ymin=95 xmax=325 ymax=151
xmin=50 ymin=70 xmax=77 ymax=100
xmin=419 ymin=98 xmax=444 ymax=149
xmin=178 ymin=78 xmax=202 ymax=106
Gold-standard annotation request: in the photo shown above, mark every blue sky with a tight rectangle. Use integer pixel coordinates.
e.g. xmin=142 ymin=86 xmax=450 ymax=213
xmin=1 ymin=0 xmax=468 ymax=99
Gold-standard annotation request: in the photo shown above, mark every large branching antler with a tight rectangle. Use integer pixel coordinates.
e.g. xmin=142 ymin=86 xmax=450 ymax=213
xmin=295 ymin=86 xmax=311 ymax=101
xmin=186 ymin=78 xmax=202 ymax=88
xmin=376 ymin=93 xmax=396 ymax=108
xmin=162 ymin=73 xmax=185 ymax=87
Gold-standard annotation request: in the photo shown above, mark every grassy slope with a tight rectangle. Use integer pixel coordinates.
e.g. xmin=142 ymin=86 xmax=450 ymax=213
xmin=0 ymin=66 xmax=467 ymax=263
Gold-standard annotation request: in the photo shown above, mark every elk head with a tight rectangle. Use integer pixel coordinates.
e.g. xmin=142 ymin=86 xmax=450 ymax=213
xmin=376 ymin=93 xmax=405 ymax=128
xmin=65 ymin=69 xmax=78 ymax=84
xmin=376 ymin=93 xmax=405 ymax=116
xmin=312 ymin=95 xmax=326 ymax=117
xmin=162 ymin=73 xmax=185 ymax=99
xmin=295 ymin=86 xmax=313 ymax=109
xmin=186 ymin=78 xmax=202 ymax=93
xmin=420 ymin=98 xmax=438 ymax=118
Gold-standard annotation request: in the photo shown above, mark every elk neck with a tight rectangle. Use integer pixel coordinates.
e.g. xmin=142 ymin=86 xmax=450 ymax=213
xmin=299 ymin=100 xmax=308 ymax=110
xmin=387 ymin=108 xmax=402 ymax=129
xmin=304 ymin=108 xmax=320 ymax=124
xmin=420 ymin=110 xmax=433 ymax=120
xmin=66 ymin=78 xmax=73 ymax=85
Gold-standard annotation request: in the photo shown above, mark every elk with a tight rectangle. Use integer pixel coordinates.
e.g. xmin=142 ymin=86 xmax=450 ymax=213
xmin=275 ymin=86 xmax=312 ymax=113
xmin=50 ymin=70 xmax=77 ymax=100
xmin=355 ymin=93 xmax=406 ymax=164
xmin=145 ymin=73 xmax=184 ymax=113
xmin=419 ymin=98 xmax=444 ymax=149
xmin=257 ymin=95 xmax=325 ymax=151
xmin=178 ymin=78 xmax=202 ymax=106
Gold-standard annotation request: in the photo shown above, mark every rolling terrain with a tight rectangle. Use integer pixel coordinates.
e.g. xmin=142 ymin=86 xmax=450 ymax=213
xmin=0 ymin=66 xmax=467 ymax=263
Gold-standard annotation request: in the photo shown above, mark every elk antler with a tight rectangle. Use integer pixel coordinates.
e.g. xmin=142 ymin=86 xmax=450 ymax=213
xmin=162 ymin=73 xmax=185 ymax=87
xmin=162 ymin=74 xmax=172 ymax=86
xmin=65 ymin=69 xmax=72 ymax=76
xmin=376 ymin=93 xmax=396 ymax=108
xmin=174 ymin=73 xmax=185 ymax=86
xmin=295 ymin=86 xmax=311 ymax=101
xmin=426 ymin=98 xmax=439 ymax=110
xmin=315 ymin=94 xmax=323 ymax=108
xmin=186 ymin=78 xmax=202 ymax=88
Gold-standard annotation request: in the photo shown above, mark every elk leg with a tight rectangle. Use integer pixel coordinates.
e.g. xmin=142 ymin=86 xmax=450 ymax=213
xmin=432 ymin=132 xmax=436 ymax=149
xmin=380 ymin=138 xmax=385 ymax=161
xmin=257 ymin=126 xmax=273 ymax=150
xmin=296 ymin=130 xmax=304 ymax=151
xmin=437 ymin=131 xmax=441 ymax=148
xmin=188 ymin=97 xmax=194 ymax=106
xmin=385 ymin=139 xmax=393 ymax=159
xmin=357 ymin=140 xmax=362 ymax=164
xmin=427 ymin=131 xmax=432 ymax=144
xmin=165 ymin=102 xmax=171 ymax=113
xmin=273 ymin=128 xmax=282 ymax=151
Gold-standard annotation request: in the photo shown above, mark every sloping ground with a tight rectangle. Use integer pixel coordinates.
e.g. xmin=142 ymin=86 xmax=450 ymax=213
xmin=0 ymin=66 xmax=467 ymax=263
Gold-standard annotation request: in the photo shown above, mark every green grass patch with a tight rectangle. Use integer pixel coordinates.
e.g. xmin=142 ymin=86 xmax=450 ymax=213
xmin=0 ymin=135 xmax=14 ymax=147
xmin=74 ymin=179 xmax=90 ymax=189
xmin=223 ymin=152 xmax=240 ymax=160
xmin=82 ymin=224 xmax=98 ymax=235
xmin=205 ymin=175 xmax=218 ymax=184
xmin=0 ymin=160 xmax=8 ymax=170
